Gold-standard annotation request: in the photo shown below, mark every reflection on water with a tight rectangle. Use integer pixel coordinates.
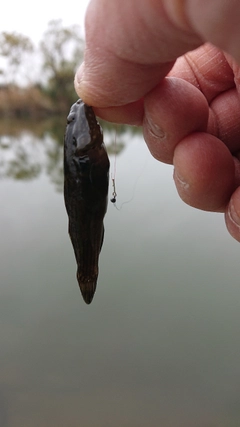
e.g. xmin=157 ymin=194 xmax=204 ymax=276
xmin=0 ymin=117 xmax=65 ymax=193
xmin=1 ymin=119 xmax=240 ymax=426
xmin=0 ymin=118 xmax=126 ymax=191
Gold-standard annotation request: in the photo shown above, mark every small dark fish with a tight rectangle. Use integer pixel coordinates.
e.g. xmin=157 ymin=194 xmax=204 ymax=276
xmin=64 ymin=99 xmax=110 ymax=304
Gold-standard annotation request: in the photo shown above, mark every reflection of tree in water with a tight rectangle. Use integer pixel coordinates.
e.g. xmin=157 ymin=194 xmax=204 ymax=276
xmin=0 ymin=135 xmax=41 ymax=180
xmin=0 ymin=125 xmax=64 ymax=191
xmin=0 ymin=131 xmax=63 ymax=191
xmin=44 ymin=116 xmax=65 ymax=192
xmin=0 ymin=118 xmax=138 ymax=192
xmin=0 ymin=133 xmax=42 ymax=180
xmin=100 ymin=120 xmax=140 ymax=155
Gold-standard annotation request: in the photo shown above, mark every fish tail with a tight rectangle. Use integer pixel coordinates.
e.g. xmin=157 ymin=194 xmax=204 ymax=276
xmin=77 ymin=265 xmax=98 ymax=304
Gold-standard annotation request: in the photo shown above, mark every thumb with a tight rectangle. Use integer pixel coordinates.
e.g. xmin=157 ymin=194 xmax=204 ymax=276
xmin=75 ymin=0 xmax=201 ymax=106
xmin=75 ymin=0 xmax=240 ymax=107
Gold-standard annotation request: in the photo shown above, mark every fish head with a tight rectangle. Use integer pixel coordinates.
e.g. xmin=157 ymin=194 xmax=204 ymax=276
xmin=66 ymin=99 xmax=103 ymax=156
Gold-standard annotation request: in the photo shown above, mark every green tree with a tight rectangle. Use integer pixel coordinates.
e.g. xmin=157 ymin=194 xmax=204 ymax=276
xmin=40 ymin=20 xmax=84 ymax=112
xmin=0 ymin=32 xmax=33 ymax=84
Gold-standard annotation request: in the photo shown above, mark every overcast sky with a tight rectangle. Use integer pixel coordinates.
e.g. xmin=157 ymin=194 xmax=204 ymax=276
xmin=0 ymin=0 xmax=91 ymax=43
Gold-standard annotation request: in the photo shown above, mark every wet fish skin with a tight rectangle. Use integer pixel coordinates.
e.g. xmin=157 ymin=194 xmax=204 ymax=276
xmin=64 ymin=99 xmax=109 ymax=304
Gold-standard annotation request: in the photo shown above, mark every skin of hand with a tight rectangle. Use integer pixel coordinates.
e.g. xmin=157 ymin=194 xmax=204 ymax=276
xmin=75 ymin=0 xmax=240 ymax=241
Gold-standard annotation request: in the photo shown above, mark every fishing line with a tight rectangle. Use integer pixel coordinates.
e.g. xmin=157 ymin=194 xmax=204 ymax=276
xmin=110 ymin=127 xmax=117 ymax=204
xmin=110 ymin=127 xmax=147 ymax=211
xmin=114 ymin=161 xmax=147 ymax=211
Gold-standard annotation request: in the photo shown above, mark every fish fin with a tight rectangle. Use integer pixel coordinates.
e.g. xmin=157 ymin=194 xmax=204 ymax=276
xmin=100 ymin=226 xmax=105 ymax=252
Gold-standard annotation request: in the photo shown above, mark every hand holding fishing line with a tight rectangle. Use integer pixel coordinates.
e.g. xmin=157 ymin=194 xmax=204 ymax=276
xmin=75 ymin=0 xmax=240 ymax=242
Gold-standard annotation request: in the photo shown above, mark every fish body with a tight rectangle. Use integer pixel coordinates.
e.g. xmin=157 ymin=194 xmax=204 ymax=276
xmin=64 ymin=99 xmax=109 ymax=304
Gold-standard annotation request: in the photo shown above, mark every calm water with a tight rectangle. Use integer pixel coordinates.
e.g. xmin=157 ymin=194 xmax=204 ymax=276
xmin=0 ymin=119 xmax=240 ymax=427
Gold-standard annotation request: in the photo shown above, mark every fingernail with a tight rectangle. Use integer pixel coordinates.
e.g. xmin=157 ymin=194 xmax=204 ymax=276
xmin=145 ymin=114 xmax=165 ymax=139
xmin=174 ymin=169 xmax=190 ymax=190
xmin=228 ymin=199 xmax=240 ymax=227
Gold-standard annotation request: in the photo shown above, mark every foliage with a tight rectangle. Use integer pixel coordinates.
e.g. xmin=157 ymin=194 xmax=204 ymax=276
xmin=40 ymin=20 xmax=84 ymax=111
xmin=0 ymin=32 xmax=33 ymax=66
xmin=0 ymin=32 xmax=33 ymax=84
xmin=0 ymin=21 xmax=84 ymax=115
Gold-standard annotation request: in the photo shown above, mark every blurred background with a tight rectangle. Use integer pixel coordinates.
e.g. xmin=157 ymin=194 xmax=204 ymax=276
xmin=1 ymin=1 xmax=240 ymax=426
xmin=0 ymin=1 xmax=89 ymax=117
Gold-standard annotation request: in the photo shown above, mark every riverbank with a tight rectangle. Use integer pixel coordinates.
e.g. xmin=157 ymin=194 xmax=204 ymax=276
xmin=0 ymin=85 xmax=65 ymax=118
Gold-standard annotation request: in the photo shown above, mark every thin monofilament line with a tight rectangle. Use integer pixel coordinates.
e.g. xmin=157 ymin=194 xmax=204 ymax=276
xmin=110 ymin=129 xmax=147 ymax=210
xmin=112 ymin=128 xmax=117 ymax=180
xmin=111 ymin=128 xmax=117 ymax=204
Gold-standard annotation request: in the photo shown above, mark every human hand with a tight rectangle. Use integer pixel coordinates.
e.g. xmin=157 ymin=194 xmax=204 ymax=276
xmin=75 ymin=0 xmax=240 ymax=241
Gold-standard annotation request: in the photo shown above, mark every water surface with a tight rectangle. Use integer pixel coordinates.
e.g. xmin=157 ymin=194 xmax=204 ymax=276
xmin=0 ymin=120 xmax=240 ymax=427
